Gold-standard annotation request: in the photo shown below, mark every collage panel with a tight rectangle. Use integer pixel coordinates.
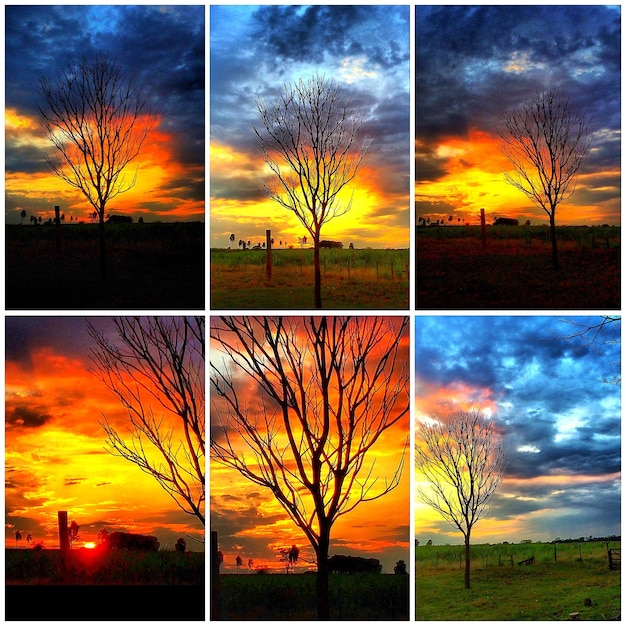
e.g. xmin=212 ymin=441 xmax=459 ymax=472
xmin=5 ymin=316 xmax=205 ymax=621
xmin=209 ymin=315 xmax=411 ymax=620
xmin=414 ymin=315 xmax=621 ymax=620
xmin=5 ymin=5 xmax=205 ymax=310
xmin=415 ymin=5 xmax=620 ymax=309
xmin=210 ymin=5 xmax=411 ymax=310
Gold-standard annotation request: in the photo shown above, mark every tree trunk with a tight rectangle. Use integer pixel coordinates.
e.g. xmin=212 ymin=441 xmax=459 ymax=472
xmin=316 ymin=527 xmax=331 ymax=620
xmin=464 ymin=532 xmax=471 ymax=589
xmin=549 ymin=209 xmax=559 ymax=270
xmin=99 ymin=212 xmax=107 ymax=282
xmin=313 ymin=232 xmax=322 ymax=309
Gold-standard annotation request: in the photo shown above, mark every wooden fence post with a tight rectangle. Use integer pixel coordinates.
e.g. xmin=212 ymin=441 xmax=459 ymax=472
xmin=58 ymin=510 xmax=69 ymax=581
xmin=266 ymin=230 xmax=272 ymax=280
xmin=211 ymin=530 xmax=221 ymax=620
xmin=55 ymin=206 xmax=61 ymax=250
xmin=480 ymin=208 xmax=486 ymax=250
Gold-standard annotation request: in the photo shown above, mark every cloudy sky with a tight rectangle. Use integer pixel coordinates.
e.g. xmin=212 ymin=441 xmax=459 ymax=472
xmin=5 ymin=5 xmax=205 ymax=224
xmin=415 ymin=5 xmax=621 ymax=226
xmin=415 ymin=316 xmax=621 ymax=545
xmin=210 ymin=316 xmax=410 ymax=574
xmin=5 ymin=317 xmax=205 ymax=551
xmin=210 ymin=5 xmax=410 ymax=249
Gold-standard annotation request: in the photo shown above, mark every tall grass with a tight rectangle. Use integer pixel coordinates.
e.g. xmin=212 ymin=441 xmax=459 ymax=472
xmin=6 ymin=548 xmax=205 ymax=585
xmin=416 ymin=541 xmax=620 ymax=571
xmin=416 ymin=224 xmax=620 ymax=248
xmin=211 ymin=247 xmax=409 ymax=277
xmin=219 ymin=572 xmax=409 ymax=620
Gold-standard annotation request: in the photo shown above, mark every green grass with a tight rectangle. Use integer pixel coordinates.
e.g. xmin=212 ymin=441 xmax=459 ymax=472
xmin=215 ymin=572 xmax=409 ymax=620
xmin=210 ymin=247 xmax=410 ymax=309
xmin=416 ymin=542 xmax=620 ymax=620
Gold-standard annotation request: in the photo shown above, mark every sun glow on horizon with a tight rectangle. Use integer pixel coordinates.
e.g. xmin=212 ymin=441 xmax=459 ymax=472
xmin=417 ymin=126 xmax=621 ymax=226
xmin=6 ymin=110 xmax=204 ymax=222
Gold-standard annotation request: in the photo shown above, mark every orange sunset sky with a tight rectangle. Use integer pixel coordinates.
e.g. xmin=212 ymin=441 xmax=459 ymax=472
xmin=5 ymin=6 xmax=205 ymax=224
xmin=415 ymin=6 xmax=621 ymax=227
xmin=210 ymin=316 xmax=410 ymax=574
xmin=210 ymin=6 xmax=410 ymax=250
xmin=5 ymin=317 xmax=205 ymax=551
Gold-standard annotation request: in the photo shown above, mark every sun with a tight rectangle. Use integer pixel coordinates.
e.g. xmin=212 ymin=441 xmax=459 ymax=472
xmin=83 ymin=542 xmax=97 ymax=549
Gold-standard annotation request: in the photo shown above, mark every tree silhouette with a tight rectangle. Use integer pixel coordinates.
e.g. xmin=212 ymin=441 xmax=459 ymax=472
xmin=279 ymin=545 xmax=300 ymax=573
xmin=394 ymin=559 xmax=407 ymax=575
xmin=19 ymin=209 xmax=26 ymax=225
xmin=499 ymin=89 xmax=591 ymax=269
xmin=415 ymin=409 xmax=506 ymax=589
xmin=87 ymin=316 xmax=205 ymax=526
xmin=211 ymin=316 xmax=409 ymax=619
xmin=229 ymin=233 xmax=235 ymax=248
xmin=254 ymin=74 xmax=371 ymax=308
xmin=37 ymin=52 xmax=157 ymax=281
xmin=69 ymin=520 xmax=80 ymax=548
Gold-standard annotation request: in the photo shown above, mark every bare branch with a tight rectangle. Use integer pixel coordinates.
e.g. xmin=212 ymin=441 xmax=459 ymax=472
xmin=37 ymin=52 xmax=157 ymax=216
xmin=210 ymin=316 xmax=409 ymax=568
xmin=254 ymin=74 xmax=371 ymax=307
xmin=88 ymin=317 xmax=205 ymax=527
xmin=415 ymin=409 xmax=506 ymax=588
xmin=37 ymin=52 xmax=159 ymax=280
xmin=498 ymin=88 xmax=591 ymax=268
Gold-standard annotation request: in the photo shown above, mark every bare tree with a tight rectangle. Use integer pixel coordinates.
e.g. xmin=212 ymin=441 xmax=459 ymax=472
xmin=210 ymin=316 xmax=409 ymax=619
xmin=499 ymin=89 xmax=591 ymax=269
xmin=415 ymin=409 xmax=506 ymax=589
xmin=87 ymin=317 xmax=205 ymax=527
xmin=37 ymin=53 xmax=157 ymax=281
xmin=254 ymin=75 xmax=371 ymax=308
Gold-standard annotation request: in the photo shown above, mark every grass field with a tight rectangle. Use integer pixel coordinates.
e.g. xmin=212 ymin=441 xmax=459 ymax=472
xmin=5 ymin=548 xmax=206 ymax=620
xmin=210 ymin=247 xmax=409 ymax=309
xmin=214 ymin=572 xmax=409 ymax=620
xmin=5 ymin=547 xmax=205 ymax=585
xmin=416 ymin=225 xmax=620 ymax=309
xmin=416 ymin=541 xmax=621 ymax=620
xmin=5 ymin=222 xmax=205 ymax=309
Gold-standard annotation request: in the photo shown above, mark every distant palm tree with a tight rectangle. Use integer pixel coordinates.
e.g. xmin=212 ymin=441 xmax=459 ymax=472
xmin=20 ymin=209 xmax=26 ymax=224
xmin=229 ymin=233 xmax=235 ymax=248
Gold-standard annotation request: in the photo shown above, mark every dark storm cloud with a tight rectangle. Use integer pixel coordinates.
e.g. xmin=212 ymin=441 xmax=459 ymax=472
xmin=210 ymin=5 xmax=409 ymax=189
xmin=415 ymin=5 xmax=620 ymax=174
xmin=416 ymin=316 xmax=621 ymax=480
xmin=251 ymin=5 xmax=408 ymax=69
xmin=5 ymin=317 xmax=101 ymax=370
xmin=5 ymin=5 xmax=204 ymax=183
xmin=6 ymin=405 xmax=53 ymax=429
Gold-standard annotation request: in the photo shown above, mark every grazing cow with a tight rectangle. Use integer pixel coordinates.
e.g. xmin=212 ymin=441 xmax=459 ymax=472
xmin=493 ymin=217 xmax=519 ymax=226
xmin=328 ymin=554 xmax=382 ymax=574
xmin=319 ymin=240 xmax=343 ymax=249
xmin=106 ymin=531 xmax=159 ymax=551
